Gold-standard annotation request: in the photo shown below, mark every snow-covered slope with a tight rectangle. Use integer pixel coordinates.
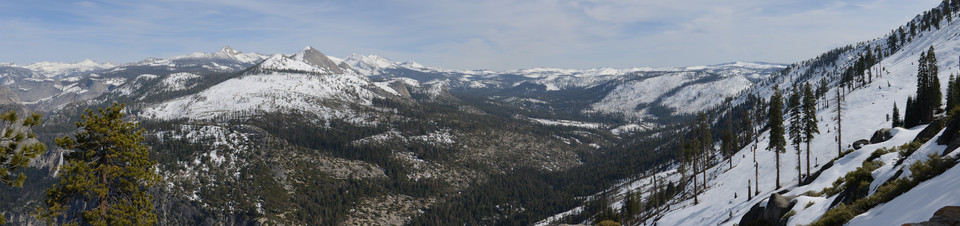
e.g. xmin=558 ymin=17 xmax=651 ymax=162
xmin=141 ymin=72 xmax=386 ymax=122
xmin=546 ymin=3 xmax=960 ymax=226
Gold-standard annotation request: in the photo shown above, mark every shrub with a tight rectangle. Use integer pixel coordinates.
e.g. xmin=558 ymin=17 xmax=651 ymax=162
xmin=597 ymin=220 xmax=622 ymax=226
xmin=896 ymin=141 xmax=923 ymax=165
xmin=867 ymin=147 xmax=894 ymax=162
xmin=812 ymin=155 xmax=957 ymax=226
xmin=811 ymin=204 xmax=857 ymax=226
xmin=782 ymin=210 xmax=797 ymax=222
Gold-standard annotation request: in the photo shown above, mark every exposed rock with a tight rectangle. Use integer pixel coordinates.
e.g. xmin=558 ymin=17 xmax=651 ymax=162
xmin=915 ymin=116 xmax=947 ymax=143
xmin=903 ymin=206 xmax=960 ymax=226
xmin=937 ymin=115 xmax=960 ymax=145
xmin=294 ymin=46 xmax=344 ymax=74
xmin=761 ymin=193 xmax=796 ymax=225
xmin=853 ymin=139 xmax=871 ymax=150
xmin=738 ymin=201 xmax=766 ymax=226
xmin=801 ymin=160 xmax=835 ymax=186
xmin=389 ymin=80 xmax=412 ymax=98
xmin=939 ymin=114 xmax=960 ymax=154
xmin=871 ymin=128 xmax=894 ymax=143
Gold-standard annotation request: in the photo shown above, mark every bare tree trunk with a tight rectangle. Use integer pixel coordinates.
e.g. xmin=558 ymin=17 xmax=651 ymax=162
xmin=797 ymin=148 xmax=802 ymax=183
xmin=806 ymin=141 xmax=811 ymax=178
xmin=693 ymin=157 xmax=698 ymax=204
xmin=837 ymin=87 xmax=843 ymax=157
xmin=775 ymin=150 xmax=781 ymax=189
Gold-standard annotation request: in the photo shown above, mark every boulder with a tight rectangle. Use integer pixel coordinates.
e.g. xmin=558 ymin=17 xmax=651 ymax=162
xmin=871 ymin=128 xmax=894 ymax=144
xmin=903 ymin=206 xmax=960 ymax=226
xmin=761 ymin=193 xmax=796 ymax=225
xmin=915 ymin=116 xmax=947 ymax=143
xmin=853 ymin=139 xmax=871 ymax=150
xmin=738 ymin=201 xmax=766 ymax=226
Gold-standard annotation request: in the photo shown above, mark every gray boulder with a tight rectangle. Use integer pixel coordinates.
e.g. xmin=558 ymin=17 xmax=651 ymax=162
xmin=761 ymin=193 xmax=795 ymax=224
xmin=738 ymin=200 xmax=766 ymax=226
xmin=870 ymin=128 xmax=893 ymax=143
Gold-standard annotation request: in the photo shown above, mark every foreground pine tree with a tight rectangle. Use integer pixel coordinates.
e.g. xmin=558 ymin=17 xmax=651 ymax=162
xmin=37 ymin=103 xmax=160 ymax=225
xmin=0 ymin=110 xmax=47 ymax=224
xmin=802 ymin=82 xmax=819 ymax=178
xmin=768 ymin=85 xmax=787 ymax=189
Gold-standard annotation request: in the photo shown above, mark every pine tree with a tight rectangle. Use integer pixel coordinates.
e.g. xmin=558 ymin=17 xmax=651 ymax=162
xmin=681 ymin=136 xmax=697 ymax=204
xmin=947 ymin=74 xmax=957 ymax=111
xmin=802 ymin=82 xmax=819 ymax=178
xmin=768 ymin=85 xmax=787 ymax=189
xmin=37 ymin=103 xmax=160 ymax=225
xmin=788 ymin=86 xmax=803 ymax=182
xmin=906 ymin=96 xmax=917 ymax=128
xmin=947 ymin=73 xmax=960 ymax=112
xmin=913 ymin=46 xmax=942 ymax=124
xmin=721 ymin=124 xmax=736 ymax=170
xmin=696 ymin=113 xmax=711 ymax=190
xmin=0 ymin=110 xmax=46 ymax=224
xmin=893 ymin=103 xmax=902 ymax=128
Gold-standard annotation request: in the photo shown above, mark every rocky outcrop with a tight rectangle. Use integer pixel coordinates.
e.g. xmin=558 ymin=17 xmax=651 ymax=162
xmin=903 ymin=206 xmax=960 ymax=226
xmin=871 ymin=128 xmax=894 ymax=143
xmin=295 ymin=46 xmax=345 ymax=74
xmin=739 ymin=193 xmax=797 ymax=226
xmin=739 ymin=202 xmax=766 ymax=226
xmin=915 ymin=116 xmax=947 ymax=142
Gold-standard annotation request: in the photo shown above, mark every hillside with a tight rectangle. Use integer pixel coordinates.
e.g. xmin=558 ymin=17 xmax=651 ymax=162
xmin=540 ymin=1 xmax=960 ymax=225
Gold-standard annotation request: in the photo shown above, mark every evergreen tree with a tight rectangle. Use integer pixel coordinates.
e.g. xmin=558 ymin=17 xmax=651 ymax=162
xmin=948 ymin=73 xmax=960 ymax=112
xmin=0 ymin=111 xmax=46 ymax=224
xmin=905 ymin=96 xmax=917 ymax=128
xmin=721 ymin=125 xmax=736 ymax=170
xmin=681 ymin=136 xmax=697 ymax=204
xmin=37 ymin=103 xmax=160 ymax=225
xmin=913 ymin=45 xmax=942 ymax=124
xmin=788 ymin=86 xmax=803 ymax=182
xmin=802 ymin=82 xmax=819 ymax=178
xmin=892 ymin=103 xmax=902 ymax=128
xmin=768 ymin=85 xmax=787 ymax=189
xmin=947 ymin=74 xmax=957 ymax=111
xmin=696 ymin=113 xmax=711 ymax=190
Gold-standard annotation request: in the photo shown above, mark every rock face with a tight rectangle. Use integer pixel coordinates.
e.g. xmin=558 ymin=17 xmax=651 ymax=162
xmin=903 ymin=206 xmax=960 ymax=226
xmin=871 ymin=128 xmax=893 ymax=143
xmin=739 ymin=193 xmax=796 ymax=226
xmin=294 ymin=46 xmax=345 ymax=74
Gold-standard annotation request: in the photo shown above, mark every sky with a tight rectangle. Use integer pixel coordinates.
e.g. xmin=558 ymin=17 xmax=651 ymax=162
xmin=0 ymin=0 xmax=944 ymax=71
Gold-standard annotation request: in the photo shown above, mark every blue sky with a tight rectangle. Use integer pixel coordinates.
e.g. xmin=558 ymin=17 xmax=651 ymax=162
xmin=0 ymin=0 xmax=943 ymax=70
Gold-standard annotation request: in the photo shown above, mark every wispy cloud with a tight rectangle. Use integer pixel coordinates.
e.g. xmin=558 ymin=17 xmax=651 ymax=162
xmin=0 ymin=0 xmax=942 ymax=70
